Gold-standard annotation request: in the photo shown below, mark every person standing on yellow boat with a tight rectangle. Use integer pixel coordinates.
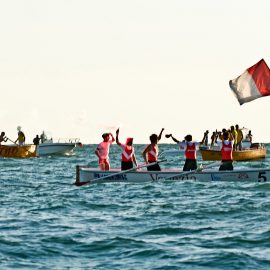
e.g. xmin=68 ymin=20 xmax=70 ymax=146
xmin=246 ymin=130 xmax=253 ymax=144
xmin=230 ymin=126 xmax=237 ymax=151
xmin=15 ymin=126 xmax=25 ymax=146
xmin=235 ymin=124 xmax=243 ymax=150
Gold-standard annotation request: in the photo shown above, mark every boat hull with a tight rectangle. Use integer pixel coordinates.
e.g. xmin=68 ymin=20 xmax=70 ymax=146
xmin=200 ymin=148 xmax=266 ymax=161
xmin=76 ymin=166 xmax=270 ymax=184
xmin=0 ymin=145 xmax=36 ymax=158
xmin=37 ymin=143 xmax=76 ymax=155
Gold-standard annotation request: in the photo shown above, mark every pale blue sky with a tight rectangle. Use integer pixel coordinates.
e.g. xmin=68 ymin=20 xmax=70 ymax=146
xmin=1 ymin=0 xmax=270 ymax=143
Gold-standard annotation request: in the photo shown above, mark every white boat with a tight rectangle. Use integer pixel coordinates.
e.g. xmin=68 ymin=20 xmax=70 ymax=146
xmin=34 ymin=131 xmax=82 ymax=156
xmin=75 ymin=165 xmax=270 ymax=186
xmin=37 ymin=138 xmax=82 ymax=156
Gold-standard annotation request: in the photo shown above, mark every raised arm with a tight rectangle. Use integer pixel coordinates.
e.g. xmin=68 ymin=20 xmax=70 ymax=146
xmin=200 ymin=131 xmax=208 ymax=145
xmin=157 ymin=128 xmax=164 ymax=141
xmin=115 ymin=129 xmax=121 ymax=146
xmin=110 ymin=132 xmax=115 ymax=143
xmin=165 ymin=134 xmax=180 ymax=143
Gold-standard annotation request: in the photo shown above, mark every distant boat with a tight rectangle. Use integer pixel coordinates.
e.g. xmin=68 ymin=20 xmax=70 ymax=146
xmin=37 ymin=138 xmax=82 ymax=156
xmin=199 ymin=143 xmax=266 ymax=161
xmin=36 ymin=131 xmax=82 ymax=156
xmin=0 ymin=145 xmax=37 ymax=158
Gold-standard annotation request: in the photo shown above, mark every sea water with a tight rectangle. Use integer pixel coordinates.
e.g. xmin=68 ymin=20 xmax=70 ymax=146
xmin=0 ymin=144 xmax=270 ymax=270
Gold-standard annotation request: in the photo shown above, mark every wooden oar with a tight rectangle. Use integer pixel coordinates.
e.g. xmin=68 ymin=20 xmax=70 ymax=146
xmin=161 ymin=161 xmax=221 ymax=181
xmin=75 ymin=159 xmax=168 ymax=186
xmin=7 ymin=138 xmax=18 ymax=145
xmin=159 ymin=149 xmax=184 ymax=157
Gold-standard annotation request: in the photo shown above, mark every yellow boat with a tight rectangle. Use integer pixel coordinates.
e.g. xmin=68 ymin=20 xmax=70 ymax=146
xmin=200 ymin=144 xmax=266 ymax=161
xmin=0 ymin=145 xmax=37 ymax=158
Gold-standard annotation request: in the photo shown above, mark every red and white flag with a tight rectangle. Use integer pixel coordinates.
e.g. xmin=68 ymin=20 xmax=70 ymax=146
xmin=229 ymin=59 xmax=270 ymax=105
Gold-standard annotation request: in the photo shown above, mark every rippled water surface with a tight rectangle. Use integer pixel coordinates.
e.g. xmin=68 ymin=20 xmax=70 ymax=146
xmin=1 ymin=144 xmax=270 ymax=269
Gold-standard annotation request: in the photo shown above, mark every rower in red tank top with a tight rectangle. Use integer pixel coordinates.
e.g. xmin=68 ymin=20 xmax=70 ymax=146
xmin=142 ymin=128 xmax=164 ymax=171
xmin=185 ymin=142 xmax=196 ymax=160
xmin=116 ymin=128 xmax=137 ymax=170
xmin=219 ymin=131 xmax=234 ymax=171
xmin=165 ymin=132 xmax=207 ymax=171
xmin=147 ymin=145 xmax=158 ymax=162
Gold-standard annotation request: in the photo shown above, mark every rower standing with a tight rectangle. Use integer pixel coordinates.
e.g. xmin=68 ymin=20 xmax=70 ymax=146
xmin=218 ymin=131 xmax=234 ymax=171
xmin=95 ymin=132 xmax=115 ymax=171
xmin=116 ymin=128 xmax=137 ymax=170
xmin=142 ymin=128 xmax=164 ymax=171
xmin=166 ymin=133 xmax=206 ymax=171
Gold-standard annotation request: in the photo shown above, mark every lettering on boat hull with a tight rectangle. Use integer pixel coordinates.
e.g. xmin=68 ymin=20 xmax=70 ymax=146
xmin=94 ymin=173 xmax=128 ymax=181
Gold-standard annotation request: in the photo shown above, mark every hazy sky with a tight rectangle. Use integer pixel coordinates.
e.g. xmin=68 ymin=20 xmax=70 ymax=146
xmin=1 ymin=0 xmax=270 ymax=143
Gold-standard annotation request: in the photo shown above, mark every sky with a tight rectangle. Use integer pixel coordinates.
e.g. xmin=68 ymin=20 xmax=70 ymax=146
xmin=1 ymin=0 xmax=270 ymax=144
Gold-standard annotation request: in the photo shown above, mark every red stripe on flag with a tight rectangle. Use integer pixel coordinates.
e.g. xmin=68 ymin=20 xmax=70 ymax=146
xmin=247 ymin=59 xmax=270 ymax=97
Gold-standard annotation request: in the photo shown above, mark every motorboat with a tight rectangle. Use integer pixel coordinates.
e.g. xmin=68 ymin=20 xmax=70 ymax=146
xmin=37 ymin=138 xmax=81 ymax=156
xmin=34 ymin=131 xmax=82 ymax=156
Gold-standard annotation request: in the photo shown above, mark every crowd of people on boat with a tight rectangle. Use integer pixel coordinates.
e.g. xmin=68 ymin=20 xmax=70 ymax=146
xmin=0 ymin=126 xmax=26 ymax=146
xmin=204 ymin=125 xmax=253 ymax=151
xmin=95 ymin=125 xmax=253 ymax=173
xmin=205 ymin=125 xmax=252 ymax=151
xmin=0 ymin=127 xmax=51 ymax=146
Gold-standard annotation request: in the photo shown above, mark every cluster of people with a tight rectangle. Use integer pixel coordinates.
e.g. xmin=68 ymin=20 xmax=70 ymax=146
xmin=32 ymin=131 xmax=48 ymax=145
xmin=165 ymin=128 xmax=235 ymax=171
xmin=95 ymin=125 xmax=256 ymax=172
xmin=95 ymin=128 xmax=220 ymax=172
xmin=203 ymin=125 xmax=253 ymax=151
xmin=0 ymin=126 xmax=26 ymax=146
xmin=0 ymin=127 xmax=50 ymax=146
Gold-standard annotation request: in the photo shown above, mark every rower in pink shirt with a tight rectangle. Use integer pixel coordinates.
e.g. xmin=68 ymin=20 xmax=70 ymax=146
xmin=95 ymin=132 xmax=115 ymax=170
